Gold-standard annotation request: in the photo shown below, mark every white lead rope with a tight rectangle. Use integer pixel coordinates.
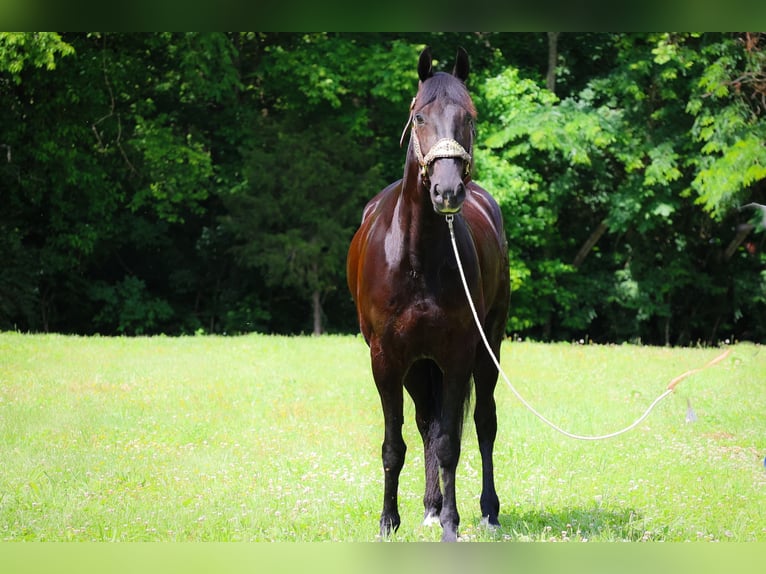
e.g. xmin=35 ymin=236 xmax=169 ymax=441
xmin=445 ymin=214 xmax=731 ymax=441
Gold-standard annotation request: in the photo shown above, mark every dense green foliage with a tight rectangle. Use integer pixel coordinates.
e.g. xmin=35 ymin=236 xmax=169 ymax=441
xmin=1 ymin=33 xmax=764 ymax=342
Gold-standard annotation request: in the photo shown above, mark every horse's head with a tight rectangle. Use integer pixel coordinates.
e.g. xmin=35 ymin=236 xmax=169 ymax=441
xmin=408 ymin=46 xmax=475 ymax=215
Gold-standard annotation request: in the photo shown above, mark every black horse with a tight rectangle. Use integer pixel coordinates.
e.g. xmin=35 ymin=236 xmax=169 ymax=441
xmin=347 ymin=47 xmax=510 ymax=541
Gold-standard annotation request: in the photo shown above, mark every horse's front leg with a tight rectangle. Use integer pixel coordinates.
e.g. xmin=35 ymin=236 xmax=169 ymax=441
xmin=371 ymin=343 xmax=406 ymax=538
xmin=472 ymin=314 xmax=506 ymax=528
xmin=473 ymin=353 xmax=500 ymax=527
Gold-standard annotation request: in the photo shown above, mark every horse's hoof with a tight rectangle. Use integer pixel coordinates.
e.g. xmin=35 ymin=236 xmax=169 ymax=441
xmin=422 ymin=512 xmax=440 ymax=527
xmin=480 ymin=515 xmax=500 ymax=531
xmin=441 ymin=529 xmax=459 ymax=542
xmin=379 ymin=514 xmax=400 ymax=539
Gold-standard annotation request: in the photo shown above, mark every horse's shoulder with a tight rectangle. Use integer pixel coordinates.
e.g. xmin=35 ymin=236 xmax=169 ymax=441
xmin=360 ymin=180 xmax=402 ymax=228
xmin=466 ymin=182 xmax=500 ymax=212
xmin=465 ymin=183 xmax=505 ymax=242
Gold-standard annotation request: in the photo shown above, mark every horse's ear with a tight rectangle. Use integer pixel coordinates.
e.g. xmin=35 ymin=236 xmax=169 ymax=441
xmin=418 ymin=46 xmax=433 ymax=82
xmin=452 ymin=47 xmax=469 ymax=82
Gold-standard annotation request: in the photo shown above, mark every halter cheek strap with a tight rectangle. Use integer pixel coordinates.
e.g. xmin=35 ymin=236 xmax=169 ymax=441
xmin=399 ymin=97 xmax=417 ymax=149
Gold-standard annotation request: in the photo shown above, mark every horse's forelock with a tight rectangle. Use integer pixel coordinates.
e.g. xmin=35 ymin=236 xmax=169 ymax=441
xmin=417 ymin=72 xmax=476 ymax=118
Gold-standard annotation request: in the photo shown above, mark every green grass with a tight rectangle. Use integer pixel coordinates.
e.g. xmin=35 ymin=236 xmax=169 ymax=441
xmin=1 ymin=333 xmax=764 ymax=541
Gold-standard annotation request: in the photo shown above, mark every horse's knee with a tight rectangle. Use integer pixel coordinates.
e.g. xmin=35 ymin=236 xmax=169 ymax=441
xmin=382 ymin=439 xmax=406 ymax=473
xmin=474 ymin=416 xmax=497 ymax=444
xmin=474 ymin=397 xmax=498 ymax=441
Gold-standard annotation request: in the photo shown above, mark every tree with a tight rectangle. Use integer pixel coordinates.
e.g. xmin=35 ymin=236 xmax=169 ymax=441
xmin=222 ymin=34 xmax=417 ymax=334
xmin=475 ymin=33 xmax=765 ymax=344
xmin=0 ymin=32 xmax=73 ymax=83
xmin=0 ymin=33 xmax=245 ymax=333
xmin=1 ymin=33 xmax=763 ymax=342
xmin=222 ymin=118 xmax=378 ymax=334
xmin=682 ymin=33 xmax=766 ymax=215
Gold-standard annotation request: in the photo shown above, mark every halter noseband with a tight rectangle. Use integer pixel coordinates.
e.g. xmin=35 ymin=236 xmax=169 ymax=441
xmin=412 ymin=134 xmax=472 ymax=179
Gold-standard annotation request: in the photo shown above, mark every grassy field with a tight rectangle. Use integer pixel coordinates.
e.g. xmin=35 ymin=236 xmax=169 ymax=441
xmin=0 ymin=332 xmax=764 ymax=542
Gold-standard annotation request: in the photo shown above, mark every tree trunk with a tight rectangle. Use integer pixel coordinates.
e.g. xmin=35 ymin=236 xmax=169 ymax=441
xmin=724 ymin=223 xmax=754 ymax=260
xmin=312 ymin=289 xmax=323 ymax=335
xmin=572 ymin=220 xmax=608 ymax=268
xmin=546 ymin=32 xmax=560 ymax=94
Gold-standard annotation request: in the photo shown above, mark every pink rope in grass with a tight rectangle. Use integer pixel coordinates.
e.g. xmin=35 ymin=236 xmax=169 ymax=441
xmin=446 ymin=215 xmax=732 ymax=441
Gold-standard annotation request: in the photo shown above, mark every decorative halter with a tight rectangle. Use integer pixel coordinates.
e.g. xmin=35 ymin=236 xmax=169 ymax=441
xmin=400 ymin=97 xmax=473 ymax=180
xmin=412 ymin=134 xmax=472 ymax=179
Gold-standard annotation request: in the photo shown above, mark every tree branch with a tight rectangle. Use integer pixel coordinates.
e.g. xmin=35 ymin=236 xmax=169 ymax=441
xmin=91 ymin=34 xmax=137 ymax=175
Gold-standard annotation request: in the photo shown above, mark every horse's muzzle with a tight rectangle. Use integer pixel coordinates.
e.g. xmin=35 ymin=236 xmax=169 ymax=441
xmin=429 ymin=161 xmax=466 ymax=214
xmin=431 ymin=182 xmax=465 ymax=214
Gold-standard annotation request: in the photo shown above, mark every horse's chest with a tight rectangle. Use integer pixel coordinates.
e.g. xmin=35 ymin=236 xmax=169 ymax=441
xmin=384 ymin=278 xmax=469 ymax=340
xmin=393 ymin=296 xmax=443 ymax=330
xmin=360 ymin=223 xmax=478 ymax=345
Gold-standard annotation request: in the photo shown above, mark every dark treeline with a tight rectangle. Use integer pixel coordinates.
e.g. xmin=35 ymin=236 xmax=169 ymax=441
xmin=1 ymin=33 xmax=764 ymax=344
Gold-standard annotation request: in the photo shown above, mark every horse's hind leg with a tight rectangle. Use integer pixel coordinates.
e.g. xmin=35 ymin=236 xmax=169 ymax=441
xmin=434 ymin=369 xmax=472 ymax=543
xmin=421 ymin=421 xmax=442 ymax=526
xmin=405 ymin=361 xmax=443 ymax=526
xmin=473 ymin=339 xmax=501 ymax=527
xmin=372 ymin=345 xmax=407 ymax=538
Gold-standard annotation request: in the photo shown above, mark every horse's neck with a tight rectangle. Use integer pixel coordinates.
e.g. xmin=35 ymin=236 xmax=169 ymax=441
xmin=392 ymin=160 xmax=447 ymax=272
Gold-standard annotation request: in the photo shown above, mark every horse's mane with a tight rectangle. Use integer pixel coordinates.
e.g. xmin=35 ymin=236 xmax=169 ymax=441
xmin=416 ymin=72 xmax=477 ymax=118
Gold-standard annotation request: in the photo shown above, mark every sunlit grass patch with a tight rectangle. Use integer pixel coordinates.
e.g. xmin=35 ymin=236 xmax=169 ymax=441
xmin=0 ymin=333 xmax=764 ymax=541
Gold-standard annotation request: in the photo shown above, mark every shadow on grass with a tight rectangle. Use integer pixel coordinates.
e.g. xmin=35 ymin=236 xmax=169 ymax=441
xmin=487 ymin=505 xmax=653 ymax=541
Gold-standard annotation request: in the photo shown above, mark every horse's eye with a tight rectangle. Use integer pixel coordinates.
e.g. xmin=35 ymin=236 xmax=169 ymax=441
xmin=414 ymin=113 xmax=425 ymax=126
